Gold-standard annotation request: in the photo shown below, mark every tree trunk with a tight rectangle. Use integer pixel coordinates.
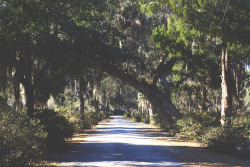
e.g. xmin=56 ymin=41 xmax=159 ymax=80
xmin=21 ymin=50 xmax=35 ymax=117
xmin=201 ymin=83 xmax=207 ymax=112
xmin=99 ymin=63 xmax=182 ymax=127
xmin=235 ymin=62 xmax=243 ymax=108
xmin=92 ymin=98 xmax=100 ymax=113
xmin=24 ymin=81 xmax=34 ymax=117
xmin=221 ymin=46 xmax=232 ymax=125
xmin=79 ymin=87 xmax=85 ymax=121
xmin=14 ymin=81 xmax=21 ymax=109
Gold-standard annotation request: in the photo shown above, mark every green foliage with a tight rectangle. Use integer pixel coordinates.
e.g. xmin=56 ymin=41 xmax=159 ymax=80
xmin=82 ymin=111 xmax=111 ymax=128
xmin=151 ymin=113 xmax=169 ymax=130
xmin=203 ymin=126 xmax=248 ymax=155
xmin=151 ymin=113 xmax=161 ymax=125
xmin=34 ymin=109 xmax=74 ymax=151
xmin=55 ymin=93 xmax=111 ymax=132
xmin=203 ymin=110 xmax=249 ymax=155
xmin=124 ymin=111 xmax=131 ymax=117
xmin=132 ymin=113 xmax=142 ymax=122
xmin=0 ymin=92 xmax=6 ymax=105
xmin=142 ymin=115 xmax=150 ymax=124
xmin=174 ymin=110 xmax=249 ymax=155
xmin=87 ymin=112 xmax=101 ymax=125
xmin=204 ymin=121 xmax=249 ymax=155
xmin=0 ymin=108 xmax=47 ymax=167
xmin=174 ymin=111 xmax=220 ymax=141
xmin=100 ymin=110 xmax=111 ymax=120
xmin=140 ymin=1 xmax=160 ymax=17
xmin=55 ymin=103 xmax=84 ymax=132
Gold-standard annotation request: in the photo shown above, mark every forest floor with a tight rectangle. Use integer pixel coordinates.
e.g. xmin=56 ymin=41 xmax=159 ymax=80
xmin=40 ymin=116 xmax=250 ymax=167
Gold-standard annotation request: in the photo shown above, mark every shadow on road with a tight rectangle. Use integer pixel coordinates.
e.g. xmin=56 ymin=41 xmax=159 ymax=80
xmin=46 ymin=116 xmax=249 ymax=167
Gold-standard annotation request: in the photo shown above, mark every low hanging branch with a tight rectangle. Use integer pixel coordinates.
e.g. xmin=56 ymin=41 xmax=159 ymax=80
xmin=96 ymin=60 xmax=182 ymax=127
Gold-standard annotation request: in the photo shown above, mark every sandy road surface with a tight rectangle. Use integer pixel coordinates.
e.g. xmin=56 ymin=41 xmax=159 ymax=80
xmin=57 ymin=116 xmax=184 ymax=167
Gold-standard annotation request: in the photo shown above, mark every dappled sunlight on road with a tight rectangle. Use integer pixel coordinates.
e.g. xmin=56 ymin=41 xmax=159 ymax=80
xmin=59 ymin=161 xmax=182 ymax=167
xmin=57 ymin=116 xmax=184 ymax=167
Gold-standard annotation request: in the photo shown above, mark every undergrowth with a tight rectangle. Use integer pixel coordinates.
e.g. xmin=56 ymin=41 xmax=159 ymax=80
xmin=172 ymin=110 xmax=249 ymax=155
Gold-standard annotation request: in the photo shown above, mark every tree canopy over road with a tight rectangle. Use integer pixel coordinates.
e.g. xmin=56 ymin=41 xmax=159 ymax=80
xmin=0 ymin=0 xmax=249 ymax=166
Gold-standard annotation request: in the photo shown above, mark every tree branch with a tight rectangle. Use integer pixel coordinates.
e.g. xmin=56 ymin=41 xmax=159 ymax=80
xmin=152 ymin=57 xmax=178 ymax=84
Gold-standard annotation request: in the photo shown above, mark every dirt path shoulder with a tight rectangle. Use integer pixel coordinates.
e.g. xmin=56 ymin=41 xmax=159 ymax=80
xmin=136 ymin=122 xmax=250 ymax=167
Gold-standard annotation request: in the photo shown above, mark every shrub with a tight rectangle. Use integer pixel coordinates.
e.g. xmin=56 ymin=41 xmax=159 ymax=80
xmin=55 ymin=105 xmax=85 ymax=132
xmin=0 ymin=108 xmax=47 ymax=167
xmin=34 ymin=109 xmax=74 ymax=151
xmin=124 ymin=111 xmax=131 ymax=117
xmin=175 ymin=116 xmax=203 ymax=141
xmin=55 ymin=105 xmax=111 ymax=132
xmin=99 ymin=111 xmax=110 ymax=120
xmin=204 ymin=125 xmax=248 ymax=155
xmin=132 ymin=113 xmax=142 ymax=122
xmin=79 ymin=111 xmax=109 ymax=130
xmin=86 ymin=112 xmax=100 ymax=125
xmin=81 ymin=120 xmax=92 ymax=129
xmin=203 ymin=110 xmax=249 ymax=155
xmin=142 ymin=115 xmax=150 ymax=124
xmin=151 ymin=114 xmax=161 ymax=125
xmin=174 ymin=111 xmax=220 ymax=141
xmin=151 ymin=113 xmax=169 ymax=130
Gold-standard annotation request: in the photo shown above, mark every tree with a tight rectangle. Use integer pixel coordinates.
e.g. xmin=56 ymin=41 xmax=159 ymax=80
xmin=139 ymin=0 xmax=250 ymax=124
xmin=0 ymin=0 xmax=112 ymax=116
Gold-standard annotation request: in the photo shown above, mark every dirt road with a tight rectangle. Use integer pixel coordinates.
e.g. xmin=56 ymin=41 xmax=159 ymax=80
xmin=57 ymin=116 xmax=184 ymax=167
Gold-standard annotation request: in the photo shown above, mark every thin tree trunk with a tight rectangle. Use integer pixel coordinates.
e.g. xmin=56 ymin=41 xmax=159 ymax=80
xmin=236 ymin=62 xmax=243 ymax=108
xmin=14 ymin=81 xmax=21 ymax=109
xmin=93 ymin=98 xmax=100 ymax=113
xmin=221 ymin=46 xmax=232 ymax=125
xmin=79 ymin=86 xmax=85 ymax=121
xmin=24 ymin=81 xmax=34 ymax=117
xmin=21 ymin=49 xmax=35 ymax=117
xmin=148 ymin=102 xmax=155 ymax=118
xmin=201 ymin=83 xmax=207 ymax=111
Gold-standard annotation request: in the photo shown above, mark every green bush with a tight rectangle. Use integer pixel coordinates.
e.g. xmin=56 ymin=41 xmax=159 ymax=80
xmin=204 ymin=125 xmax=248 ymax=155
xmin=151 ymin=113 xmax=169 ymax=130
xmin=175 ymin=116 xmax=203 ymax=141
xmin=34 ymin=109 xmax=74 ymax=151
xmin=81 ymin=120 xmax=92 ymax=129
xmin=86 ymin=112 xmax=100 ymax=125
xmin=173 ymin=110 xmax=249 ymax=155
xmin=174 ymin=111 xmax=220 ymax=141
xmin=142 ymin=115 xmax=150 ymax=124
xmin=132 ymin=113 xmax=142 ymax=122
xmin=99 ymin=110 xmax=110 ymax=120
xmin=124 ymin=111 xmax=131 ymax=117
xmin=203 ymin=110 xmax=249 ymax=155
xmin=55 ymin=105 xmax=85 ymax=132
xmin=55 ymin=105 xmax=111 ymax=132
xmin=0 ymin=109 xmax=47 ymax=167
